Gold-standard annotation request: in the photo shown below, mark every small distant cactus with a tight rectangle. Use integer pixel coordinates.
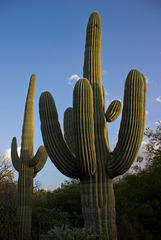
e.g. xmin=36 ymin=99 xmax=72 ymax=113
xmin=39 ymin=12 xmax=146 ymax=240
xmin=11 ymin=74 xmax=48 ymax=240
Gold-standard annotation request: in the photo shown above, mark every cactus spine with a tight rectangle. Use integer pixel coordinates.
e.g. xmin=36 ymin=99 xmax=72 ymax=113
xmin=11 ymin=74 xmax=48 ymax=240
xmin=39 ymin=12 xmax=146 ymax=239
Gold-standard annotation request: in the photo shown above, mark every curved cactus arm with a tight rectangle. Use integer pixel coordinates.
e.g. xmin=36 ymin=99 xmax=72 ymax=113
xmin=39 ymin=91 xmax=80 ymax=178
xmin=64 ymin=107 xmax=75 ymax=153
xmin=105 ymin=100 xmax=122 ymax=122
xmin=140 ymin=73 xmax=147 ymax=141
xmin=11 ymin=137 xmax=20 ymax=171
xmin=106 ymin=69 xmax=146 ymax=178
xmin=33 ymin=147 xmax=48 ymax=176
xmin=73 ymin=78 xmax=96 ymax=176
xmin=29 ymin=145 xmax=47 ymax=167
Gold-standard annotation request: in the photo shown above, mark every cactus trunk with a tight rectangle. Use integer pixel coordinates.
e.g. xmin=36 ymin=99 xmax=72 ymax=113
xmin=80 ymin=12 xmax=117 ymax=237
xmin=18 ymin=165 xmax=33 ymax=240
xmin=80 ymin=176 xmax=117 ymax=239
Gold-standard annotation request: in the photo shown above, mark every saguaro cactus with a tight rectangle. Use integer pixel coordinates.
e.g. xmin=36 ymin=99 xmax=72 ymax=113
xmin=11 ymin=74 xmax=48 ymax=240
xmin=39 ymin=12 xmax=146 ymax=239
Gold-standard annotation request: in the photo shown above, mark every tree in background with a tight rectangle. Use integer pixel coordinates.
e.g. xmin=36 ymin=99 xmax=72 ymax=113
xmin=144 ymin=121 xmax=161 ymax=169
xmin=0 ymin=157 xmax=18 ymax=240
xmin=114 ymin=123 xmax=161 ymax=240
xmin=0 ymin=156 xmax=15 ymax=183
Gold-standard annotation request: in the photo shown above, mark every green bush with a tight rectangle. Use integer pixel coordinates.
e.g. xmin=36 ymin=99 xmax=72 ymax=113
xmin=32 ymin=208 xmax=71 ymax=239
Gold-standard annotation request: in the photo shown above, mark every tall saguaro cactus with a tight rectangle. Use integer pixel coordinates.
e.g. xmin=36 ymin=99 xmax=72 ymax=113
xmin=11 ymin=74 xmax=48 ymax=240
xmin=39 ymin=12 xmax=146 ymax=239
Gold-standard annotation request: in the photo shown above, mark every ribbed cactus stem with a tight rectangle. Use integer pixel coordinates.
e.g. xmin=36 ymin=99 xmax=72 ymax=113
xmin=11 ymin=74 xmax=47 ymax=240
xmin=39 ymin=91 xmax=80 ymax=178
xmin=39 ymin=11 xmax=146 ymax=240
xmin=105 ymin=100 xmax=122 ymax=122
xmin=73 ymin=78 xmax=96 ymax=176
xmin=64 ymin=107 xmax=75 ymax=153
xmin=106 ymin=69 xmax=146 ymax=177
xmin=21 ymin=74 xmax=35 ymax=156
xmin=83 ymin=12 xmax=102 ymax=91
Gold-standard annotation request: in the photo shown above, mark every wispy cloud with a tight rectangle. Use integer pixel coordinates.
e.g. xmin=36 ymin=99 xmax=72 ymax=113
xmin=68 ymin=74 xmax=80 ymax=86
xmin=102 ymin=70 xmax=107 ymax=76
xmin=156 ymin=96 xmax=161 ymax=103
xmin=104 ymin=87 xmax=109 ymax=97
xmin=145 ymin=76 xmax=152 ymax=85
xmin=146 ymin=110 xmax=149 ymax=115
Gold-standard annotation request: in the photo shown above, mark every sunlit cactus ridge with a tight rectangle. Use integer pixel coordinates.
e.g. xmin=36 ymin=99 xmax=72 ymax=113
xmin=39 ymin=11 xmax=146 ymax=240
xmin=11 ymin=74 xmax=48 ymax=240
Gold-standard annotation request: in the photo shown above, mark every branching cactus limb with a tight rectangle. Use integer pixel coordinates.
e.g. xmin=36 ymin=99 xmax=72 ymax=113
xmin=11 ymin=74 xmax=48 ymax=240
xmin=73 ymin=78 xmax=96 ymax=176
xmin=106 ymin=70 xmax=146 ymax=178
xmin=64 ymin=107 xmax=75 ymax=153
xmin=39 ymin=91 xmax=80 ymax=178
xmin=39 ymin=12 xmax=146 ymax=240
xmin=105 ymin=100 xmax=122 ymax=122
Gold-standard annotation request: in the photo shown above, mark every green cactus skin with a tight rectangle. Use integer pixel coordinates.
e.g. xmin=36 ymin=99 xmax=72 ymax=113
xmin=11 ymin=74 xmax=48 ymax=240
xmin=105 ymin=100 xmax=122 ymax=122
xmin=39 ymin=12 xmax=146 ymax=239
xmin=64 ymin=107 xmax=75 ymax=153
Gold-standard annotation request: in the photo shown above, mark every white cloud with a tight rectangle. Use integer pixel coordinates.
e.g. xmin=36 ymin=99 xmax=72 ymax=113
xmin=154 ymin=121 xmax=161 ymax=125
xmin=156 ymin=96 xmax=161 ymax=103
xmin=146 ymin=110 xmax=149 ymax=115
xmin=3 ymin=147 xmax=21 ymax=161
xmin=142 ymin=141 xmax=148 ymax=146
xmin=68 ymin=74 xmax=80 ymax=86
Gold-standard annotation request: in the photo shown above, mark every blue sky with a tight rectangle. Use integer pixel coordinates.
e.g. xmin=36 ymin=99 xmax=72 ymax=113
xmin=0 ymin=0 xmax=161 ymax=189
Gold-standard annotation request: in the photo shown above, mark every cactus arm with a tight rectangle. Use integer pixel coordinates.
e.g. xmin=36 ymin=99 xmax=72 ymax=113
xmin=106 ymin=69 xmax=146 ymax=178
xmin=64 ymin=107 xmax=75 ymax=153
xmin=39 ymin=91 xmax=80 ymax=178
xmin=29 ymin=145 xmax=47 ymax=168
xmin=21 ymin=74 xmax=36 ymax=157
xmin=11 ymin=137 xmax=20 ymax=171
xmin=73 ymin=78 xmax=96 ymax=176
xmin=33 ymin=147 xmax=48 ymax=175
xmin=140 ymin=73 xmax=147 ymax=141
xmin=105 ymin=100 xmax=122 ymax=122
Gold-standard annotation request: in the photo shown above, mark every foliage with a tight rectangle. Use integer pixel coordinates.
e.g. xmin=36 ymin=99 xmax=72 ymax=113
xmin=0 ymin=180 xmax=18 ymax=240
xmin=0 ymin=156 xmax=15 ymax=183
xmin=40 ymin=225 xmax=106 ymax=240
xmin=33 ymin=179 xmax=83 ymax=227
xmin=1 ymin=123 xmax=160 ymax=239
xmin=114 ymin=123 xmax=161 ymax=240
xmin=144 ymin=121 xmax=161 ymax=169
xmin=32 ymin=208 xmax=71 ymax=239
